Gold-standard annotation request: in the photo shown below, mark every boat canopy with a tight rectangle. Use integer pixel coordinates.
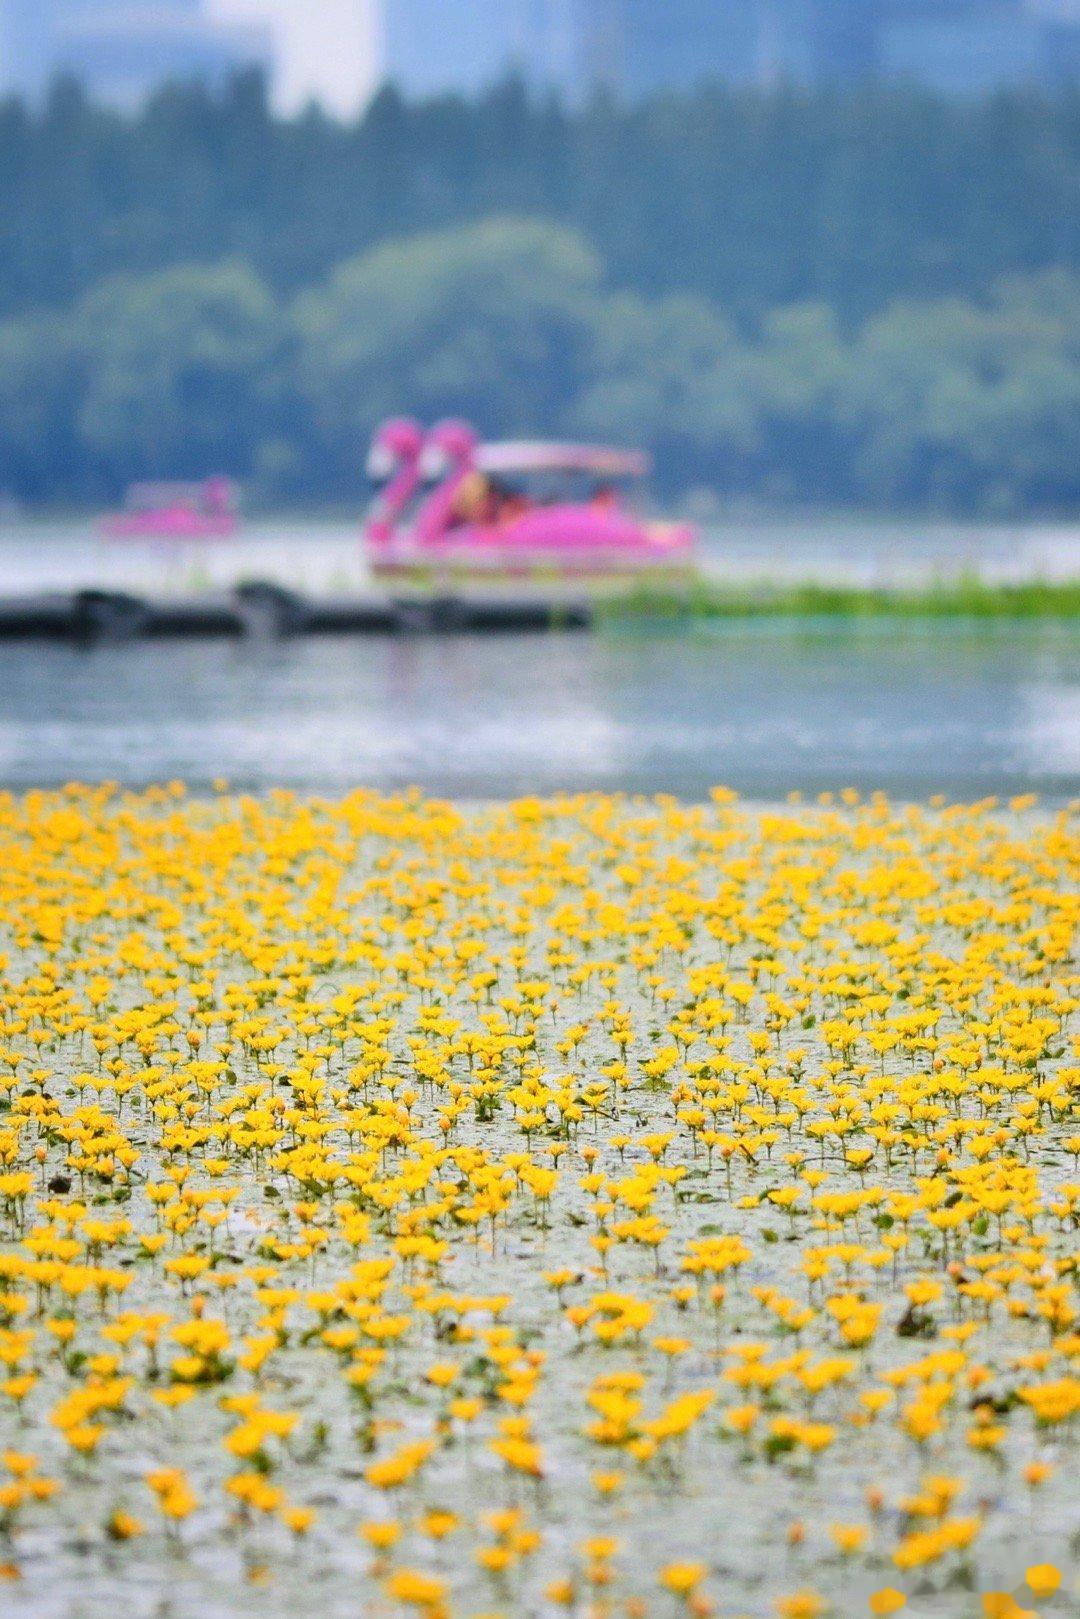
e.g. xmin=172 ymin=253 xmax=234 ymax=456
xmin=475 ymin=443 xmax=650 ymax=478
xmin=125 ymin=479 xmax=237 ymax=512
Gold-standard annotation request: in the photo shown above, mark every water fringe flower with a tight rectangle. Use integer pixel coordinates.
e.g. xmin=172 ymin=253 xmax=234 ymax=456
xmin=0 ymin=783 xmax=1073 ymax=1613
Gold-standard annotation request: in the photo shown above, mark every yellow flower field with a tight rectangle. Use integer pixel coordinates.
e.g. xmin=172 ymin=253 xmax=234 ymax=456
xmin=0 ymin=784 xmax=1076 ymax=1619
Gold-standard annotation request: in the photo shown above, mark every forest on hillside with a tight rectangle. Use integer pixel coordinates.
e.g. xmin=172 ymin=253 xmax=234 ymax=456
xmin=2 ymin=75 xmax=1079 ymax=512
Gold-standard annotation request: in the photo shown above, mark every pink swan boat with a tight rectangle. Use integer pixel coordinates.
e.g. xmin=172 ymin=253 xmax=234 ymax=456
xmin=100 ymin=477 xmax=241 ymax=541
xmin=364 ymin=419 xmax=694 ymax=578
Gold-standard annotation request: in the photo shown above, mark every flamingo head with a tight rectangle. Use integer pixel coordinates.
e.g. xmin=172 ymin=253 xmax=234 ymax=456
xmin=420 ymin=419 xmax=479 ymax=482
xmin=366 ymin=417 xmax=424 ymax=482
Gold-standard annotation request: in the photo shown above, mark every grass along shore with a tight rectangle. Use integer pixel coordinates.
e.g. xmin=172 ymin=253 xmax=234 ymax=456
xmin=599 ymin=575 xmax=1080 ymax=622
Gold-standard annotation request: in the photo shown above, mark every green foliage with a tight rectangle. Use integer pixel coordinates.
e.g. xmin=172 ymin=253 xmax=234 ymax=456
xmin=0 ymin=75 xmax=1079 ymax=512
xmin=74 ymin=263 xmax=285 ymax=488
xmin=2 ymin=76 xmax=1079 ymax=323
xmin=0 ymin=219 xmax=1077 ymax=511
xmin=601 ymin=576 xmax=1080 ymax=622
xmin=293 ymin=218 xmax=601 ymax=469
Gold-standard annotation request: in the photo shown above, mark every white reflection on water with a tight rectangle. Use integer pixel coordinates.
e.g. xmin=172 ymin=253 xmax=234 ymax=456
xmin=1017 ymin=682 xmax=1080 ymax=778
xmin=0 ymin=626 xmax=1076 ymax=798
xmin=0 ymin=712 xmax=624 ymax=787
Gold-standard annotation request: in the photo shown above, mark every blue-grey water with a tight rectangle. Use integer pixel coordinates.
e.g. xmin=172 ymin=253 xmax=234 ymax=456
xmin=0 ymin=517 xmax=1076 ymax=799
xmin=0 ymin=626 xmax=1077 ymax=800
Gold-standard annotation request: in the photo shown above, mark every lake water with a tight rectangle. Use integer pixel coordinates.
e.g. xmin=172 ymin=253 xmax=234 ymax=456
xmin=0 ymin=517 xmax=1076 ymax=799
xmin=1 ymin=513 xmax=1077 ymax=594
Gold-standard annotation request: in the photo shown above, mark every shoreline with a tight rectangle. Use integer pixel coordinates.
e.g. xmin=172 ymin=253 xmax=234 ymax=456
xmin=602 ymin=576 xmax=1080 ymax=622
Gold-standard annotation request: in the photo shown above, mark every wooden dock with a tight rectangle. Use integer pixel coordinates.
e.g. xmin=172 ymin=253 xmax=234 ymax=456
xmin=0 ymin=583 xmax=594 ymax=642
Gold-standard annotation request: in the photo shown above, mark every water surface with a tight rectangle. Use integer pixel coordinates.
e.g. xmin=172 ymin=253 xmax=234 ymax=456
xmin=0 ymin=624 xmax=1075 ymax=799
xmin=0 ymin=513 xmax=1076 ymax=594
xmin=0 ymin=517 xmax=1076 ymax=799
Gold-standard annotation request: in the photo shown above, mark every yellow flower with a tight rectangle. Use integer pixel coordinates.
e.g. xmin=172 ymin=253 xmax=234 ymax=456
xmin=424 ymin=1362 xmax=460 ymax=1389
xmin=360 ymin=1520 xmax=402 ymax=1550
xmin=0 ymin=786 xmax=1074 ymax=1609
xmin=476 ymin=1545 xmax=513 ymax=1573
xmin=829 ymin=1524 xmax=868 ymax=1556
xmin=64 ymin=1424 xmax=104 ymax=1455
xmin=545 ymin=1580 xmax=575 ymax=1606
xmin=158 ymin=1482 xmax=197 ymax=1520
xmin=868 ymin=1591 xmax=906 ymax=1616
xmin=724 ymin=1403 xmax=760 ymax=1435
xmin=152 ymin=1387 xmax=196 ymax=1409
xmin=365 ymin=1440 xmax=434 ymax=1490
xmin=106 ymin=1510 xmax=143 ymax=1540
xmin=982 ymin=1597 xmax=1036 ymax=1619
xmin=384 ymin=1568 xmax=446 ymax=1610
xmin=776 ymin=1594 xmax=827 ymax=1619
xmin=2 ymin=1453 xmax=36 ymax=1478
xmin=421 ymin=1511 xmax=458 ymax=1540
xmin=580 ymin=1537 xmax=620 ymax=1562
xmin=660 ymin=1562 xmax=708 ymax=1595
xmin=1025 ymin=1564 xmax=1060 ymax=1598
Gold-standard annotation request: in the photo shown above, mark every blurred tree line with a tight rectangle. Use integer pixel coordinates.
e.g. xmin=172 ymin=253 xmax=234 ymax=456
xmin=1 ymin=75 xmax=1079 ymax=511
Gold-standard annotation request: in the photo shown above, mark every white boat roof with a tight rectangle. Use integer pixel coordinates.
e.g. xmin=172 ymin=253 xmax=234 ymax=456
xmin=125 ymin=478 xmax=236 ymax=510
xmin=476 ymin=442 xmax=650 ymax=477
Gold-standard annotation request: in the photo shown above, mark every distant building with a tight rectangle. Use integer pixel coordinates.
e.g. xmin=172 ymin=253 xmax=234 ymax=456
xmin=0 ymin=0 xmax=380 ymax=117
xmin=0 ymin=2 xmax=45 ymax=97
xmin=0 ymin=1 xmax=270 ymax=107
xmin=610 ymin=0 xmax=757 ymax=93
xmin=604 ymin=1 xmax=1080 ymax=96
xmin=878 ymin=3 xmax=1045 ymax=95
xmin=381 ymin=0 xmax=595 ymax=100
xmin=618 ymin=1 xmax=822 ymax=92
xmin=207 ymin=1 xmax=381 ymax=118
xmin=381 ymin=0 xmax=787 ymax=98
xmin=382 ymin=0 xmax=1080 ymax=100
xmin=811 ymin=0 xmax=880 ymax=82
xmin=2 ymin=0 xmax=1079 ymax=110
xmin=381 ymin=0 xmax=510 ymax=99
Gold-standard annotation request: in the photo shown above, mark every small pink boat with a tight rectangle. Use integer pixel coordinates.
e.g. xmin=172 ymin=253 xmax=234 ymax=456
xmin=365 ymin=419 xmax=694 ymax=578
xmin=100 ymin=477 xmax=241 ymax=541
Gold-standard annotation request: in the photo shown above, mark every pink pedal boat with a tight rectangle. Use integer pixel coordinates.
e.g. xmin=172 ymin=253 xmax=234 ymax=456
xmin=364 ymin=419 xmax=694 ymax=578
xmin=100 ymin=477 xmax=241 ymax=541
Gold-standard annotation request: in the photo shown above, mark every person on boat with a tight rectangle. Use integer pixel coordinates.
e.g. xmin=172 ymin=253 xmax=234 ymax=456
xmin=450 ymin=471 xmax=533 ymax=527
xmin=490 ymin=478 xmax=529 ymax=524
xmin=449 ymin=469 xmax=492 ymax=526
